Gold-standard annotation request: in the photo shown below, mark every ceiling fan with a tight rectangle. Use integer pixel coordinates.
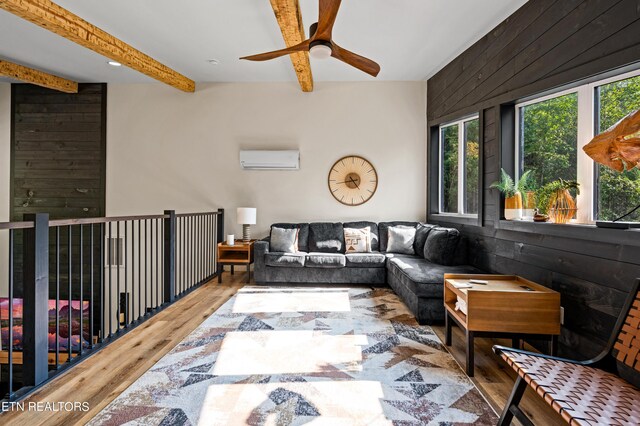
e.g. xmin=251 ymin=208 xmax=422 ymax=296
xmin=240 ymin=0 xmax=380 ymax=77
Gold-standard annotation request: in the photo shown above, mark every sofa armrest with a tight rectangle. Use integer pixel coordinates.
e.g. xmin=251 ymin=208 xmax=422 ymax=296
xmin=253 ymin=240 xmax=270 ymax=283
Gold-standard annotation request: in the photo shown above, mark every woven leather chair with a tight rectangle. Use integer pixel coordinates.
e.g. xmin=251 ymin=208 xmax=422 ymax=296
xmin=494 ymin=279 xmax=640 ymax=426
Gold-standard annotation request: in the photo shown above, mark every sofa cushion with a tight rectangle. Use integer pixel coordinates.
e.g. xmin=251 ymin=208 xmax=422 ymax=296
xmin=387 ymin=255 xmax=481 ymax=297
xmin=378 ymin=221 xmax=418 ymax=252
xmin=345 ymin=252 xmax=386 ymax=268
xmin=309 ymin=222 xmax=345 ymax=253
xmin=386 ymin=225 xmax=417 ymax=255
xmin=265 ymin=252 xmax=306 ymax=268
xmin=306 ymin=252 xmax=346 ymax=268
xmin=343 ymin=221 xmax=379 ymax=251
xmin=271 ymin=223 xmax=309 ymax=252
xmin=414 ymin=223 xmax=439 ymax=254
xmin=270 ymin=227 xmax=299 ymax=253
xmin=423 ymin=227 xmax=461 ymax=266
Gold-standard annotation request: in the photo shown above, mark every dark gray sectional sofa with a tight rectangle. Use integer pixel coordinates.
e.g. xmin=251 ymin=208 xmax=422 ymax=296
xmin=254 ymin=221 xmax=481 ymax=324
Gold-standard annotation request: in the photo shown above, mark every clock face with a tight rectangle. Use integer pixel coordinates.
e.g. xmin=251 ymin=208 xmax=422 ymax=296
xmin=328 ymin=155 xmax=378 ymax=206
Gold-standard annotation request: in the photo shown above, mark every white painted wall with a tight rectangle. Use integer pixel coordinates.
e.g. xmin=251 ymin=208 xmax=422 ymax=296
xmin=106 ymin=81 xmax=427 ymax=238
xmin=0 ymin=84 xmax=10 ymax=294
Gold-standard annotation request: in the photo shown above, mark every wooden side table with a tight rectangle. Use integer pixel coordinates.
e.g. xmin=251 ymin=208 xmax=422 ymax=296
xmin=217 ymin=240 xmax=255 ymax=283
xmin=443 ymin=274 xmax=561 ymax=376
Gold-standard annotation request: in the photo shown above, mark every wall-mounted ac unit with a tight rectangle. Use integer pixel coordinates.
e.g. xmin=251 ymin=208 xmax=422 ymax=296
xmin=240 ymin=150 xmax=300 ymax=170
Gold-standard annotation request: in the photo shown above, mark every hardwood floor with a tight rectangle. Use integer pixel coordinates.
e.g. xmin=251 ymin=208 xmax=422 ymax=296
xmin=431 ymin=326 xmax=561 ymax=426
xmin=1 ymin=274 xmax=560 ymax=425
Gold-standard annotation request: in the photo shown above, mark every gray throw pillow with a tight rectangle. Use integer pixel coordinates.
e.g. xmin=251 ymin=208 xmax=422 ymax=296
xmin=270 ymin=227 xmax=299 ymax=253
xmin=423 ymin=227 xmax=460 ymax=265
xmin=414 ymin=223 xmax=438 ymax=254
xmin=386 ymin=225 xmax=416 ymax=255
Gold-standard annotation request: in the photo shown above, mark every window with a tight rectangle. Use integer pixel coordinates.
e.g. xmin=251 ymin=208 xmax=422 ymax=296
xmin=439 ymin=116 xmax=479 ymax=215
xmin=515 ymin=68 xmax=640 ymax=224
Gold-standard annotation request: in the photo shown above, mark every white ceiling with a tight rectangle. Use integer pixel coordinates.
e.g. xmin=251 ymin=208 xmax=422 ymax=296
xmin=0 ymin=0 xmax=527 ymax=85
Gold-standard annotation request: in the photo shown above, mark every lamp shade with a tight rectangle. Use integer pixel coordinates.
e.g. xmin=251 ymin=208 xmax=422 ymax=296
xmin=236 ymin=207 xmax=257 ymax=225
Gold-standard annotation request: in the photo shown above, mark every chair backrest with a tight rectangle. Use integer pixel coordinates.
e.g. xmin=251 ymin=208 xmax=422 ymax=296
xmin=611 ymin=279 xmax=640 ymax=388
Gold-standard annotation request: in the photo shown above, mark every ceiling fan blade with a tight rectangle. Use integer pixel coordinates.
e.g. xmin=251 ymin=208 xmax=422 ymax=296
xmin=240 ymin=40 xmax=310 ymax=61
xmin=331 ymin=44 xmax=380 ymax=77
xmin=314 ymin=0 xmax=342 ymax=40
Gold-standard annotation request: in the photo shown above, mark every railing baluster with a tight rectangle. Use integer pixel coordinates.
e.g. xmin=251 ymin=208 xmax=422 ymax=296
xmin=138 ymin=220 xmax=141 ymax=320
xmin=79 ymin=224 xmax=84 ymax=357
xmin=211 ymin=213 xmax=214 ymax=279
xmin=8 ymin=229 xmax=14 ymax=399
xmin=206 ymin=214 xmax=209 ymax=279
xmin=189 ymin=216 xmax=196 ymax=289
xmin=200 ymin=214 xmax=204 ymax=282
xmin=56 ymin=227 xmax=60 ymax=367
xmin=124 ymin=220 xmax=128 ymax=327
xmin=150 ymin=219 xmax=154 ymax=310
xmin=68 ymin=225 xmax=72 ymax=362
xmin=116 ymin=222 xmax=121 ymax=331
xmin=197 ymin=215 xmax=201 ymax=284
xmin=182 ymin=217 xmax=186 ymax=294
xmin=145 ymin=219 xmax=148 ymax=315
xmin=100 ymin=223 xmax=105 ymax=342
xmin=90 ymin=224 xmax=94 ymax=350
xmin=160 ymin=219 xmax=162 ymax=304
xmin=108 ymin=222 xmax=112 ymax=338
xmin=216 ymin=209 xmax=224 ymax=279
xmin=156 ymin=218 xmax=159 ymax=307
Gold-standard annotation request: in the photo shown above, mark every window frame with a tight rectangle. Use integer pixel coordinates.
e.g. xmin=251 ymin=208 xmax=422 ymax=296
xmin=514 ymin=67 xmax=640 ymax=224
xmin=438 ymin=114 xmax=480 ymax=217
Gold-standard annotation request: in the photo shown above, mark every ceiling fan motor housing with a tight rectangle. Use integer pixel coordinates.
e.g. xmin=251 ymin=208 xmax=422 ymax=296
xmin=309 ymin=41 xmax=332 ymax=59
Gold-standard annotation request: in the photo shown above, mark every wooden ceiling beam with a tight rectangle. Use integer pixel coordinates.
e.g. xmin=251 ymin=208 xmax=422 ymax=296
xmin=269 ymin=0 xmax=313 ymax=92
xmin=0 ymin=0 xmax=195 ymax=92
xmin=0 ymin=59 xmax=78 ymax=93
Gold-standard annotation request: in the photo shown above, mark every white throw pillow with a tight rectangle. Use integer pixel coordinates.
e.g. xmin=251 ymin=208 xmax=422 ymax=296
xmin=386 ymin=225 xmax=416 ymax=255
xmin=270 ymin=227 xmax=299 ymax=253
xmin=344 ymin=227 xmax=371 ymax=253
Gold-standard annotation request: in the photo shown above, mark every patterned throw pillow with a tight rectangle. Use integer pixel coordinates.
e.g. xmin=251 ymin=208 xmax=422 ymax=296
xmin=344 ymin=227 xmax=372 ymax=253
xmin=386 ymin=225 xmax=416 ymax=255
xmin=270 ymin=227 xmax=299 ymax=253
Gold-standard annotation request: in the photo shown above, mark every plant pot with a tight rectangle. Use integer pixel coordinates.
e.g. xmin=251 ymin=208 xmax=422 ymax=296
xmin=523 ymin=191 xmax=536 ymax=220
xmin=548 ymin=189 xmax=577 ymax=224
xmin=504 ymin=192 xmax=523 ymax=220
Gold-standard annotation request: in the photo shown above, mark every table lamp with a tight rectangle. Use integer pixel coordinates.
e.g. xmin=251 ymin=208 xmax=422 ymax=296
xmin=237 ymin=207 xmax=257 ymax=242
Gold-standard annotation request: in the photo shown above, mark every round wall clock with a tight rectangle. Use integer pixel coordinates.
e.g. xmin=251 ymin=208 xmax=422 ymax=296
xmin=328 ymin=155 xmax=378 ymax=206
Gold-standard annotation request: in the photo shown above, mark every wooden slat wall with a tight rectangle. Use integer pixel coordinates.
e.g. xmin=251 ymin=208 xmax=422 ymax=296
xmin=10 ymin=83 xmax=106 ymax=305
xmin=427 ymin=0 xmax=640 ymax=359
xmin=11 ymin=83 xmax=106 ymax=221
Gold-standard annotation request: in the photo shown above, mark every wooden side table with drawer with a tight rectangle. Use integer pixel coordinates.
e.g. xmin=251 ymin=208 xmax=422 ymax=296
xmin=444 ymin=274 xmax=561 ymax=376
xmin=217 ymin=240 xmax=255 ymax=283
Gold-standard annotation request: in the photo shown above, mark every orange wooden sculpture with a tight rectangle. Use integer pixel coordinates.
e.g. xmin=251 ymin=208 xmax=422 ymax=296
xmin=583 ymin=109 xmax=640 ymax=171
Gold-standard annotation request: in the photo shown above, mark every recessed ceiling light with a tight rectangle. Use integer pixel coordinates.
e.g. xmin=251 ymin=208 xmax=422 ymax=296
xmin=107 ymin=61 xmax=122 ymax=67
xmin=206 ymin=59 xmax=220 ymax=65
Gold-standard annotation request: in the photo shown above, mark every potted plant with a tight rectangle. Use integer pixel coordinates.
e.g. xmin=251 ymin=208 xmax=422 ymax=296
xmin=535 ymin=179 xmax=580 ymax=224
xmin=517 ymin=171 xmax=536 ymax=220
xmin=490 ymin=169 xmax=531 ymax=220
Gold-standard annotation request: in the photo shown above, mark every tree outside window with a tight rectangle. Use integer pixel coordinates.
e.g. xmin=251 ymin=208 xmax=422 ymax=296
xmin=440 ymin=117 xmax=479 ymax=215
xmin=441 ymin=124 xmax=459 ymax=213
xmin=464 ymin=120 xmax=480 ymax=214
xmin=519 ymin=93 xmax=578 ymax=189
xmin=596 ymin=75 xmax=640 ymax=222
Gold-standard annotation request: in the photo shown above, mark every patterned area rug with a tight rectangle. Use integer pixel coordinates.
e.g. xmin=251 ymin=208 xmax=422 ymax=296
xmin=90 ymin=287 xmax=497 ymax=425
